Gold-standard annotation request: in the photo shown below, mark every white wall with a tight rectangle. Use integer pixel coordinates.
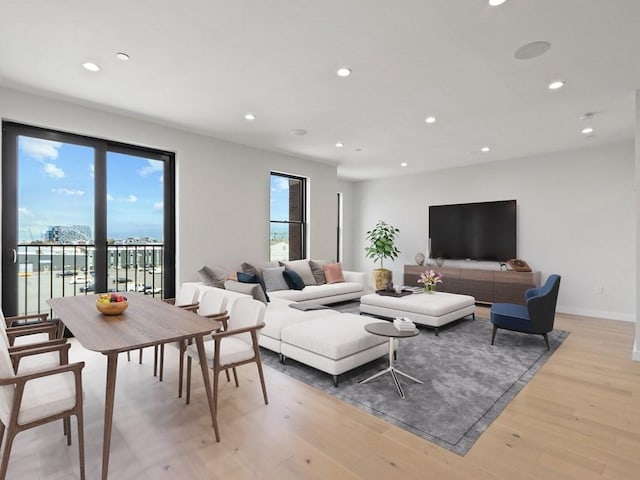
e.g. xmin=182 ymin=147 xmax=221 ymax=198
xmin=0 ymin=87 xmax=338 ymax=287
xmin=349 ymin=142 xmax=635 ymax=322
xmin=634 ymin=91 xmax=640 ymax=361
xmin=337 ymin=179 xmax=355 ymax=270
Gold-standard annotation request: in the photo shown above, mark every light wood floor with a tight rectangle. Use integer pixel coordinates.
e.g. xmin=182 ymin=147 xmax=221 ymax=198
xmin=6 ymin=308 xmax=640 ymax=480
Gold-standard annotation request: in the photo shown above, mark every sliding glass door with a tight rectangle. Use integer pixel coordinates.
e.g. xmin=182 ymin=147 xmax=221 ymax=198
xmin=1 ymin=122 xmax=175 ymax=316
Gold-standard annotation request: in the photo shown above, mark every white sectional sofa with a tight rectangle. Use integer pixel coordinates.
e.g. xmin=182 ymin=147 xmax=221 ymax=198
xmin=184 ymin=276 xmax=391 ymax=386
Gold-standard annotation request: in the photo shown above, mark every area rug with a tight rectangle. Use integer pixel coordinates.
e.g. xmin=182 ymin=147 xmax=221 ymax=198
xmin=261 ymin=302 xmax=568 ymax=455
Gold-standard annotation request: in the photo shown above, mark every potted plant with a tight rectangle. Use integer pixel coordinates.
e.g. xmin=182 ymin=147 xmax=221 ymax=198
xmin=365 ymin=220 xmax=401 ymax=290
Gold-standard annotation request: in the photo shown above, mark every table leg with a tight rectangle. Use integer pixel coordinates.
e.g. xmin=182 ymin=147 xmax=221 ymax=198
xmin=195 ymin=335 xmax=220 ymax=442
xmin=102 ymin=353 xmax=118 ymax=480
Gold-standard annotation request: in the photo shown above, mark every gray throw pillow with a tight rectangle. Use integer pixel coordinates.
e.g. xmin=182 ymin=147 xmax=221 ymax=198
xmin=308 ymin=260 xmax=327 ymax=285
xmin=281 ymin=259 xmax=316 ymax=286
xmin=197 ymin=265 xmax=227 ymax=289
xmin=262 ymin=266 xmax=289 ymax=292
xmin=241 ymin=262 xmax=262 ymax=279
xmin=224 ymin=280 xmax=268 ymax=305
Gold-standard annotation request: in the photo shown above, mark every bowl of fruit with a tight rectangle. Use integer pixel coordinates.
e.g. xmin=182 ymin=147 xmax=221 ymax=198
xmin=96 ymin=293 xmax=128 ymax=315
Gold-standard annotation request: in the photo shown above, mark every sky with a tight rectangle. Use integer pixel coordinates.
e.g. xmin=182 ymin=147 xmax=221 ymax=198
xmin=18 ymin=136 xmax=164 ymax=242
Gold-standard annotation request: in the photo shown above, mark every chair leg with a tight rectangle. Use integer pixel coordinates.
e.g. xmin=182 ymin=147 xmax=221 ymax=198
xmin=232 ymin=367 xmax=239 ymax=387
xmin=0 ymin=429 xmax=15 ymax=480
xmin=186 ymin=356 xmax=192 ymax=405
xmin=543 ymin=333 xmax=550 ymax=351
xmin=139 ymin=348 xmax=143 ymax=364
xmin=0 ymin=422 xmax=5 ymax=450
xmin=213 ymin=365 xmax=220 ymax=413
xmin=178 ymin=340 xmax=185 ymax=398
xmin=64 ymin=417 xmax=72 ymax=445
xmin=491 ymin=325 xmax=498 ymax=345
xmin=225 ymin=369 xmax=231 ymax=382
xmin=76 ymin=413 xmax=86 ymax=480
xmin=126 ymin=351 xmax=131 ymax=362
xmin=153 ymin=346 xmax=158 ymax=376
xmin=159 ymin=344 xmax=165 ymax=382
xmin=256 ymin=359 xmax=269 ymax=405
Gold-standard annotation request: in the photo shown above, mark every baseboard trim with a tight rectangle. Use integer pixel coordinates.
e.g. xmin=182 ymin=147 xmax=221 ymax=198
xmin=556 ymin=306 xmax=635 ymax=323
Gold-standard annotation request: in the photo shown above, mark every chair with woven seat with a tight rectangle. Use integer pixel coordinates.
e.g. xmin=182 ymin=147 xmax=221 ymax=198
xmin=490 ymin=274 xmax=561 ymax=350
xmin=0 ymin=318 xmax=85 ymax=479
xmin=184 ymin=297 xmax=267 ymax=424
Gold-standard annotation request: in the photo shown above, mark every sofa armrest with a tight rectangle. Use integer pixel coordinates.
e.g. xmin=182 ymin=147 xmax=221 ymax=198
xmin=342 ymin=271 xmax=366 ymax=290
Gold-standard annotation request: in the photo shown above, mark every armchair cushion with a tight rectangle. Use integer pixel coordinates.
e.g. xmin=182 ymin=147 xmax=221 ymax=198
xmin=490 ymin=303 xmax=534 ymax=333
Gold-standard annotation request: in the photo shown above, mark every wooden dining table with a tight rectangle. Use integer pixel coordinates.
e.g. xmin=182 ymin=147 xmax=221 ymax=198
xmin=47 ymin=292 xmax=221 ymax=480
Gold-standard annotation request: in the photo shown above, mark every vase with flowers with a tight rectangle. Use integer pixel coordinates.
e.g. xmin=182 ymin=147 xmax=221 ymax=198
xmin=417 ymin=269 xmax=443 ymax=293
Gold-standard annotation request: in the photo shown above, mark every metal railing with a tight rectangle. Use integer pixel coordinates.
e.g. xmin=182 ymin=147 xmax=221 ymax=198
xmin=16 ymin=243 xmax=164 ymax=316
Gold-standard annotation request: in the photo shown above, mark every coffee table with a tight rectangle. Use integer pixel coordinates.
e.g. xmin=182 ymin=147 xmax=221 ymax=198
xmin=360 ymin=291 xmax=475 ymax=335
xmin=358 ymin=322 xmax=422 ymax=399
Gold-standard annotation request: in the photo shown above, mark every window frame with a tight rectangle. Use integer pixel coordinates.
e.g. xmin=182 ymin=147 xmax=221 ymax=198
xmin=269 ymin=171 xmax=307 ymax=261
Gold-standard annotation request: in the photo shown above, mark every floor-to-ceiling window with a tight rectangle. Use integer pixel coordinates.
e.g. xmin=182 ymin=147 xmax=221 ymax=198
xmin=1 ymin=122 xmax=176 ymax=316
xmin=269 ymin=172 xmax=306 ymax=261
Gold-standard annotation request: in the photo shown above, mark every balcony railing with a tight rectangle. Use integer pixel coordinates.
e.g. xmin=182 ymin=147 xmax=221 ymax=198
xmin=16 ymin=243 xmax=165 ymax=316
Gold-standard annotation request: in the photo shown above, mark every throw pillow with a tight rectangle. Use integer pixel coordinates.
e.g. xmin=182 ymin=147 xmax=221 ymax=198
xmin=237 ymin=272 xmax=270 ymax=302
xmin=281 ymin=259 xmax=316 ymax=286
xmin=224 ymin=280 xmax=268 ymax=305
xmin=241 ymin=262 xmax=262 ymax=279
xmin=197 ymin=265 xmax=227 ymax=289
xmin=262 ymin=266 xmax=289 ymax=292
xmin=308 ymin=260 xmax=327 ymax=285
xmin=282 ymin=269 xmax=305 ymax=290
xmin=323 ymin=263 xmax=345 ymax=284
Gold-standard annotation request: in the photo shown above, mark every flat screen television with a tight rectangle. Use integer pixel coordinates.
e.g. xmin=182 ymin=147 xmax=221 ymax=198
xmin=428 ymin=200 xmax=516 ymax=261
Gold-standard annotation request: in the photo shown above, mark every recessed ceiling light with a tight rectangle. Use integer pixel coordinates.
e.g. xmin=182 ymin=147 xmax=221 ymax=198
xmin=400 ymin=162 xmax=408 ymax=167
xmin=548 ymin=80 xmax=565 ymax=90
xmin=335 ymin=142 xmax=344 ymax=148
xmin=290 ymin=129 xmax=308 ymax=136
xmin=82 ymin=62 xmax=100 ymax=72
xmin=582 ymin=127 xmax=594 ymax=135
xmin=244 ymin=113 xmax=256 ymax=120
xmin=115 ymin=52 xmax=129 ymax=61
xmin=481 ymin=146 xmax=491 ymax=153
xmin=488 ymin=0 xmax=507 ymax=6
xmin=337 ymin=67 xmax=352 ymax=77
xmin=514 ymin=41 xmax=551 ymax=60
xmin=425 ymin=116 xmax=437 ymax=124
xmin=355 ymin=148 xmax=363 ymax=152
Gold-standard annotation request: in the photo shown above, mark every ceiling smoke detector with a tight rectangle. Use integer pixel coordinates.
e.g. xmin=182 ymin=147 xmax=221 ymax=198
xmin=514 ymin=41 xmax=551 ymax=60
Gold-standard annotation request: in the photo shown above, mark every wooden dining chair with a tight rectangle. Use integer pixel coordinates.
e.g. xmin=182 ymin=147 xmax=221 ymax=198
xmin=155 ymin=284 xmax=201 ymax=381
xmin=0 ymin=320 xmax=85 ymax=479
xmin=181 ymin=289 xmax=228 ymax=400
xmin=184 ymin=297 xmax=267 ymax=424
xmin=129 ymin=284 xmax=201 ymax=372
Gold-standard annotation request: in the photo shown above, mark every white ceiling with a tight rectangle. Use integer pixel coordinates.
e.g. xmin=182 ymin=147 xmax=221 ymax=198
xmin=1 ymin=0 xmax=640 ymax=180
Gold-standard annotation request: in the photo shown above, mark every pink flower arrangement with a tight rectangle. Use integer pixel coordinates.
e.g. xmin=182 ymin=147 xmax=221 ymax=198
xmin=417 ymin=270 xmax=443 ymax=289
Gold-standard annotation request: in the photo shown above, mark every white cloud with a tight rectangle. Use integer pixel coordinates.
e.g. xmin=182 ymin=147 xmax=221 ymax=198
xmin=106 ymin=194 xmax=114 ymax=201
xmin=273 ymin=177 xmax=289 ymax=190
xmin=125 ymin=195 xmax=138 ymax=203
xmin=20 ymin=137 xmax=62 ymax=161
xmin=43 ymin=163 xmax=65 ymax=178
xmin=51 ymin=188 xmax=84 ymax=196
xmin=138 ymin=160 xmax=164 ymax=177
xmin=153 ymin=201 xmax=163 ymax=210
xmin=18 ymin=207 xmax=34 ymax=217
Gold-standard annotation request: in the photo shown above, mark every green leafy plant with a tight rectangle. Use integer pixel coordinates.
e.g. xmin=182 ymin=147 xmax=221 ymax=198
xmin=365 ymin=220 xmax=400 ymax=269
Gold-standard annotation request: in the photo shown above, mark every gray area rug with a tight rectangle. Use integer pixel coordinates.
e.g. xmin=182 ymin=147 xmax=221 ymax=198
xmin=261 ymin=301 xmax=568 ymax=455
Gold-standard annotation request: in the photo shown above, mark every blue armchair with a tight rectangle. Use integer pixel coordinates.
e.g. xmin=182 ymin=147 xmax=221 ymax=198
xmin=490 ymin=274 xmax=561 ymax=350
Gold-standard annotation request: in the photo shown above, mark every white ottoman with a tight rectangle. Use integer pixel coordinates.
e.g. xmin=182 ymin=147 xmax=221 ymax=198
xmin=360 ymin=291 xmax=475 ymax=335
xmin=280 ymin=313 xmax=392 ymax=386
